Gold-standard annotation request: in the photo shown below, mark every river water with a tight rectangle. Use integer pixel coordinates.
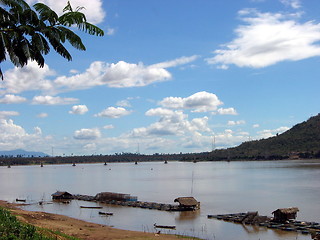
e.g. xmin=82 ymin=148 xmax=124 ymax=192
xmin=1 ymin=160 xmax=320 ymax=240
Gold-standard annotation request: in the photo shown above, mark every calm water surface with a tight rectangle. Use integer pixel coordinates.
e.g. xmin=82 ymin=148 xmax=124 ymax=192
xmin=1 ymin=160 xmax=320 ymax=240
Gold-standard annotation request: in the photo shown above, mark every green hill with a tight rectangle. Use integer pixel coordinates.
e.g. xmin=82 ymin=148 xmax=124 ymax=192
xmin=205 ymin=113 xmax=320 ymax=160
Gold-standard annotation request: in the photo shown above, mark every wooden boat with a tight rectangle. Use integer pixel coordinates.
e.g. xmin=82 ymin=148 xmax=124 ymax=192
xmin=80 ymin=206 xmax=102 ymax=209
xmin=16 ymin=198 xmax=26 ymax=202
xmin=154 ymin=224 xmax=176 ymax=229
xmin=98 ymin=211 xmax=113 ymax=216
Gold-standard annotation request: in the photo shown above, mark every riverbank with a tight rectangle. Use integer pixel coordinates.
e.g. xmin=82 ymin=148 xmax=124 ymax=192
xmin=0 ymin=200 xmax=197 ymax=240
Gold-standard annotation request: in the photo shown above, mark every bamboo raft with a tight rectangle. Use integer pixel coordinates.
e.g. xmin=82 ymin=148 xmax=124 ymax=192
xmin=207 ymin=212 xmax=320 ymax=235
xmin=73 ymin=194 xmax=183 ymax=211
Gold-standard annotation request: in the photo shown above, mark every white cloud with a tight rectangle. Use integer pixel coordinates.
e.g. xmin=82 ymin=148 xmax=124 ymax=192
xmin=159 ymin=91 xmax=223 ymax=112
xmin=257 ymin=126 xmax=289 ymax=138
xmin=2 ymin=56 xmax=196 ymax=95
xmin=0 ymin=94 xmax=27 ymax=104
xmin=37 ymin=113 xmax=48 ymax=118
xmin=26 ymin=0 xmax=106 ymax=24
xmin=130 ymin=110 xmax=211 ymax=138
xmin=69 ymin=105 xmax=89 ymax=115
xmin=145 ymin=108 xmax=175 ymax=117
xmin=207 ymin=9 xmax=320 ymax=68
xmin=0 ymin=119 xmax=43 ymax=150
xmin=74 ymin=128 xmax=101 ymax=140
xmin=106 ymin=27 xmax=115 ymax=36
xmin=116 ymin=100 xmax=131 ymax=107
xmin=253 ymin=124 xmax=260 ymax=128
xmin=216 ymin=107 xmax=238 ymax=115
xmin=150 ymin=55 xmax=199 ymax=68
xmin=0 ymin=61 xmax=55 ymax=95
xmin=95 ymin=107 xmax=132 ymax=118
xmin=227 ymin=120 xmax=246 ymax=126
xmin=0 ymin=111 xmax=19 ymax=119
xmin=280 ymin=0 xmax=301 ymax=9
xmin=32 ymin=95 xmax=79 ymax=105
xmin=103 ymin=124 xmax=114 ymax=130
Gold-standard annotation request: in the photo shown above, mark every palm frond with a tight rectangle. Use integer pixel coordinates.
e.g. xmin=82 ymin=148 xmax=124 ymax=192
xmin=58 ymin=11 xmax=86 ymax=27
xmin=57 ymin=26 xmax=85 ymax=50
xmin=0 ymin=0 xmax=30 ymax=10
xmin=77 ymin=22 xmax=104 ymax=36
xmin=33 ymin=3 xmax=58 ymax=25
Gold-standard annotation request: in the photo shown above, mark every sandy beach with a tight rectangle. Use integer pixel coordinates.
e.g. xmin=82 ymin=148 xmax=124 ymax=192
xmin=0 ymin=200 xmax=195 ymax=240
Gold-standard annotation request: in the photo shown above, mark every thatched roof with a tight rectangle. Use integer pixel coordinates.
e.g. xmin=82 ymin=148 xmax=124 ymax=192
xmin=51 ymin=191 xmax=72 ymax=197
xmin=272 ymin=207 xmax=299 ymax=214
xmin=174 ymin=197 xmax=198 ymax=206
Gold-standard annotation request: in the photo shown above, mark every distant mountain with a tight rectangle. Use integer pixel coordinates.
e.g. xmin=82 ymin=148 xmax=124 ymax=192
xmin=0 ymin=149 xmax=48 ymax=157
xmin=205 ymin=113 xmax=320 ymax=160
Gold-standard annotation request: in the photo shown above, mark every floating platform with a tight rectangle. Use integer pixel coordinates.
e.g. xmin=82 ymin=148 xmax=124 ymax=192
xmin=207 ymin=212 xmax=320 ymax=236
xmin=73 ymin=194 xmax=195 ymax=211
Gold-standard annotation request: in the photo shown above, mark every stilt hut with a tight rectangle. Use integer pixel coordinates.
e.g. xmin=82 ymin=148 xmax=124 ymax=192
xmin=51 ymin=191 xmax=73 ymax=200
xmin=272 ymin=207 xmax=299 ymax=223
xmin=174 ymin=197 xmax=200 ymax=210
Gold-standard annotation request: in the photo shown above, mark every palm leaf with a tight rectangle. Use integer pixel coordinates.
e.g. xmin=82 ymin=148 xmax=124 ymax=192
xmin=57 ymin=26 xmax=85 ymax=50
xmin=33 ymin=3 xmax=58 ymax=25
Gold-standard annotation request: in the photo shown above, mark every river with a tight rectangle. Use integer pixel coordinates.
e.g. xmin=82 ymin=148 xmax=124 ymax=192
xmin=1 ymin=160 xmax=320 ymax=240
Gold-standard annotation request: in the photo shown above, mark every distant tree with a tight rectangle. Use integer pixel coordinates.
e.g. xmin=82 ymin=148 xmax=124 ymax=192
xmin=0 ymin=0 xmax=104 ymax=79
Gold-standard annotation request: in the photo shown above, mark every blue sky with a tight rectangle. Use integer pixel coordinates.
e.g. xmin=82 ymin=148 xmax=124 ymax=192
xmin=1 ymin=0 xmax=319 ymax=156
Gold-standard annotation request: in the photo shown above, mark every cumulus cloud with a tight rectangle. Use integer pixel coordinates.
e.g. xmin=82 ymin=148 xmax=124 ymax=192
xmin=130 ymin=109 xmax=211 ymax=138
xmin=0 ymin=111 xmax=19 ymax=119
xmin=32 ymin=95 xmax=79 ymax=105
xmin=0 ymin=61 xmax=54 ymax=95
xmin=159 ymin=91 xmax=223 ymax=112
xmin=207 ymin=9 xmax=320 ymax=68
xmin=216 ymin=107 xmax=238 ymax=115
xmin=26 ymin=0 xmax=106 ymax=24
xmin=69 ymin=105 xmax=89 ymax=115
xmin=227 ymin=120 xmax=246 ymax=126
xmin=2 ymin=56 xmax=197 ymax=95
xmin=0 ymin=94 xmax=27 ymax=104
xmin=0 ymin=119 xmax=43 ymax=149
xmin=257 ymin=126 xmax=289 ymax=138
xmin=95 ymin=107 xmax=132 ymax=118
xmin=74 ymin=128 xmax=101 ymax=140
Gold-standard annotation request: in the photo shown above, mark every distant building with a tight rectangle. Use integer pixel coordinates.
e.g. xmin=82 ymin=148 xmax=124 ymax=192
xmin=51 ymin=191 xmax=73 ymax=200
xmin=174 ymin=197 xmax=200 ymax=210
xmin=272 ymin=207 xmax=299 ymax=223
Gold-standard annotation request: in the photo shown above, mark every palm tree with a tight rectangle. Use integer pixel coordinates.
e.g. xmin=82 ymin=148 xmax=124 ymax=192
xmin=0 ymin=0 xmax=104 ymax=79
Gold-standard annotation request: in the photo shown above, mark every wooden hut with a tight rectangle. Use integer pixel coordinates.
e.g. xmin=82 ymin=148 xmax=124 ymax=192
xmin=51 ymin=191 xmax=73 ymax=200
xmin=272 ymin=207 xmax=299 ymax=223
xmin=174 ymin=197 xmax=200 ymax=210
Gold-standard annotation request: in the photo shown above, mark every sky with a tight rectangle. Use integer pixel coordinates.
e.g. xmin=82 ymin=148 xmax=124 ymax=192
xmin=0 ymin=0 xmax=320 ymax=156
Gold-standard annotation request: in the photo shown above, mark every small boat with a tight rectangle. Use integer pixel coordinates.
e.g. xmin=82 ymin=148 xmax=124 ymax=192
xmin=80 ymin=206 xmax=103 ymax=209
xmin=16 ymin=198 xmax=26 ymax=202
xmin=99 ymin=211 xmax=113 ymax=216
xmin=72 ymin=163 xmax=76 ymax=166
xmin=154 ymin=224 xmax=176 ymax=229
xmin=164 ymin=160 xmax=168 ymax=164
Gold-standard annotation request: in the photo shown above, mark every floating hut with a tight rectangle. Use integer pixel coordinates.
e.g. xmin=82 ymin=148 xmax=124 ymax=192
xmin=174 ymin=197 xmax=200 ymax=210
xmin=51 ymin=191 xmax=73 ymax=200
xmin=272 ymin=207 xmax=299 ymax=223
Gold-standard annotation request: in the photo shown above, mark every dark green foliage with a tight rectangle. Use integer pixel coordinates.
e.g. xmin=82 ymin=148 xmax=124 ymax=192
xmin=0 ymin=0 xmax=104 ymax=79
xmin=0 ymin=207 xmax=51 ymax=239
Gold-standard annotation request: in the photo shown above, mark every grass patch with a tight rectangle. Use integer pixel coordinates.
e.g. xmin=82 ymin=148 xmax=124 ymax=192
xmin=0 ymin=207 xmax=79 ymax=240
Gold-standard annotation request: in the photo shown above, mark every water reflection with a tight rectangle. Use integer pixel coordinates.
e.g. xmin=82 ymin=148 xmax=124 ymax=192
xmin=1 ymin=160 xmax=319 ymax=240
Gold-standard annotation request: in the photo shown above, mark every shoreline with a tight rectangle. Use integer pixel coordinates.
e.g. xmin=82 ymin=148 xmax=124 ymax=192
xmin=0 ymin=200 xmax=196 ymax=240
